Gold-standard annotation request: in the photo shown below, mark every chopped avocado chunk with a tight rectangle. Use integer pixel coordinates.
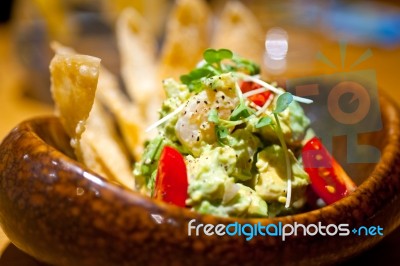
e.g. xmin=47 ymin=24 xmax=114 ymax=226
xmin=186 ymin=146 xmax=268 ymax=217
xmin=255 ymin=145 xmax=309 ymax=205
xmin=226 ymin=129 xmax=261 ymax=181
xmin=257 ymin=100 xmax=311 ymax=147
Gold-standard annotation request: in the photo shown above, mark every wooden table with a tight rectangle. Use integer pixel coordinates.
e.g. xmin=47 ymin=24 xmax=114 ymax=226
xmin=1 ymin=1 xmax=400 ymax=264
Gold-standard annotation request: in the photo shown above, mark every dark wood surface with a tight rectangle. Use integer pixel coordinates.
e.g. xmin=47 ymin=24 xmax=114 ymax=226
xmin=0 ymin=226 xmax=399 ymax=265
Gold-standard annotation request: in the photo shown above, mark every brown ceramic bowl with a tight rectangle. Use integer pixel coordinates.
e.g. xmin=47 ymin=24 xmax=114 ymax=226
xmin=0 ymin=92 xmax=399 ymax=266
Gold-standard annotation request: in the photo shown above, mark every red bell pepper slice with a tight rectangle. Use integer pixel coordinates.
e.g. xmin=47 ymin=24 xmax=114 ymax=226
xmin=240 ymin=81 xmax=273 ymax=107
xmin=302 ymin=137 xmax=357 ymax=205
xmin=153 ymin=146 xmax=188 ymax=207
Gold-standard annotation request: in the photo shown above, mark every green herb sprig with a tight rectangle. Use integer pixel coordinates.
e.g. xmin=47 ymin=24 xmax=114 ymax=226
xmin=180 ymin=48 xmax=260 ymax=92
xmin=208 ymin=108 xmax=243 ymax=144
xmin=272 ymin=92 xmax=294 ymax=208
xmin=255 ymin=116 xmax=272 ymax=128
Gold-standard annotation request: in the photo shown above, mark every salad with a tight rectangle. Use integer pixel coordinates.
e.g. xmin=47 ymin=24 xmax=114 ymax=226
xmin=133 ymin=49 xmax=356 ymax=218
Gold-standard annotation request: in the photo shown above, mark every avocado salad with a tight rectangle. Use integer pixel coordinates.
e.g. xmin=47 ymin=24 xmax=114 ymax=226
xmin=133 ymin=49 xmax=355 ymax=218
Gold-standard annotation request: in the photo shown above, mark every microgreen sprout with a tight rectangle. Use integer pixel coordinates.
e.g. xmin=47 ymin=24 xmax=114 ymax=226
xmin=230 ymin=81 xmax=254 ymax=121
xmin=230 ymin=101 xmax=254 ymax=121
xmin=255 ymin=116 xmax=273 ymax=128
xmin=203 ymin=48 xmax=233 ymax=68
xmin=274 ymin=92 xmax=294 ymax=113
xmin=208 ymin=108 xmax=243 ymax=144
xmin=208 ymin=108 xmax=220 ymax=124
xmin=180 ymin=48 xmax=261 ymax=93
xmin=230 ymin=55 xmax=260 ymax=75
xmin=215 ymin=126 xmax=229 ymax=144
xmin=208 ymin=108 xmax=244 ymax=128
xmin=272 ymin=92 xmax=294 ymax=208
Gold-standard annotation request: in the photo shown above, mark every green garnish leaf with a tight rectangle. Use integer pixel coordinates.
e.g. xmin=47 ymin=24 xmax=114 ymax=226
xmin=148 ymin=169 xmax=158 ymax=196
xmin=274 ymin=92 xmax=293 ymax=114
xmin=142 ymin=136 xmax=163 ymax=165
xmin=204 ymin=48 xmax=233 ymax=64
xmin=230 ymin=101 xmax=253 ymax=121
xmin=208 ymin=108 xmax=220 ymax=123
xmin=180 ymin=68 xmax=216 ymax=92
xmin=231 ymin=55 xmax=260 ymax=75
xmin=216 ymin=125 xmax=229 ymax=142
xmin=209 ymin=108 xmax=244 ymax=128
xmin=208 ymin=109 xmax=233 ymax=145
xmin=179 ymin=48 xmax=261 ymax=94
xmin=255 ymin=116 xmax=272 ymax=128
xmin=180 ymin=68 xmax=215 ymax=84
xmin=141 ymin=164 xmax=151 ymax=176
xmin=273 ymin=112 xmax=293 ymax=208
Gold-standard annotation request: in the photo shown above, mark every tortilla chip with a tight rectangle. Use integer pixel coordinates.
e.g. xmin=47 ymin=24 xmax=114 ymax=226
xmin=50 ymin=43 xmax=138 ymax=188
xmin=159 ymin=0 xmax=211 ymax=80
xmin=51 ymin=42 xmax=146 ymax=160
xmin=50 ymin=42 xmax=75 ymax=55
xmin=116 ymin=7 xmax=162 ymax=125
xmin=49 ymin=52 xmax=100 ymax=161
xmin=81 ymin=101 xmax=135 ymax=188
xmin=103 ymin=0 xmax=170 ymax=38
xmin=210 ymin=1 xmax=265 ymax=65
xmin=96 ymin=66 xmax=146 ymax=161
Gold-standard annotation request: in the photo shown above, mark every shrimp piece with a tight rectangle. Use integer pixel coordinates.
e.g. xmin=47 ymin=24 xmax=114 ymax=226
xmin=175 ymin=74 xmax=238 ymax=156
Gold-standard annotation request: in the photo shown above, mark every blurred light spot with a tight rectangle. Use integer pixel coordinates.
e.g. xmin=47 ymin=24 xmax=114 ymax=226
xmin=83 ymin=171 xmax=104 ymax=186
xmin=151 ymin=214 xmax=164 ymax=224
xmin=265 ymin=27 xmax=288 ymax=60
xmin=76 ymin=187 xmax=85 ymax=196
xmin=264 ymin=27 xmax=288 ymax=74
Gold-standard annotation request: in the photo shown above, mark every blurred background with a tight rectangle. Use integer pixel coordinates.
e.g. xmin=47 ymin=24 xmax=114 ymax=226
xmin=0 ymin=0 xmax=399 ymax=264
xmin=1 ymin=0 xmax=400 ymax=138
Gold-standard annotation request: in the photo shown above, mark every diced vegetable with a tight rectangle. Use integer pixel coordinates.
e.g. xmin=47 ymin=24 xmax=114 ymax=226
xmin=240 ymin=81 xmax=272 ymax=107
xmin=153 ymin=146 xmax=188 ymax=207
xmin=302 ymin=137 xmax=357 ymax=204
